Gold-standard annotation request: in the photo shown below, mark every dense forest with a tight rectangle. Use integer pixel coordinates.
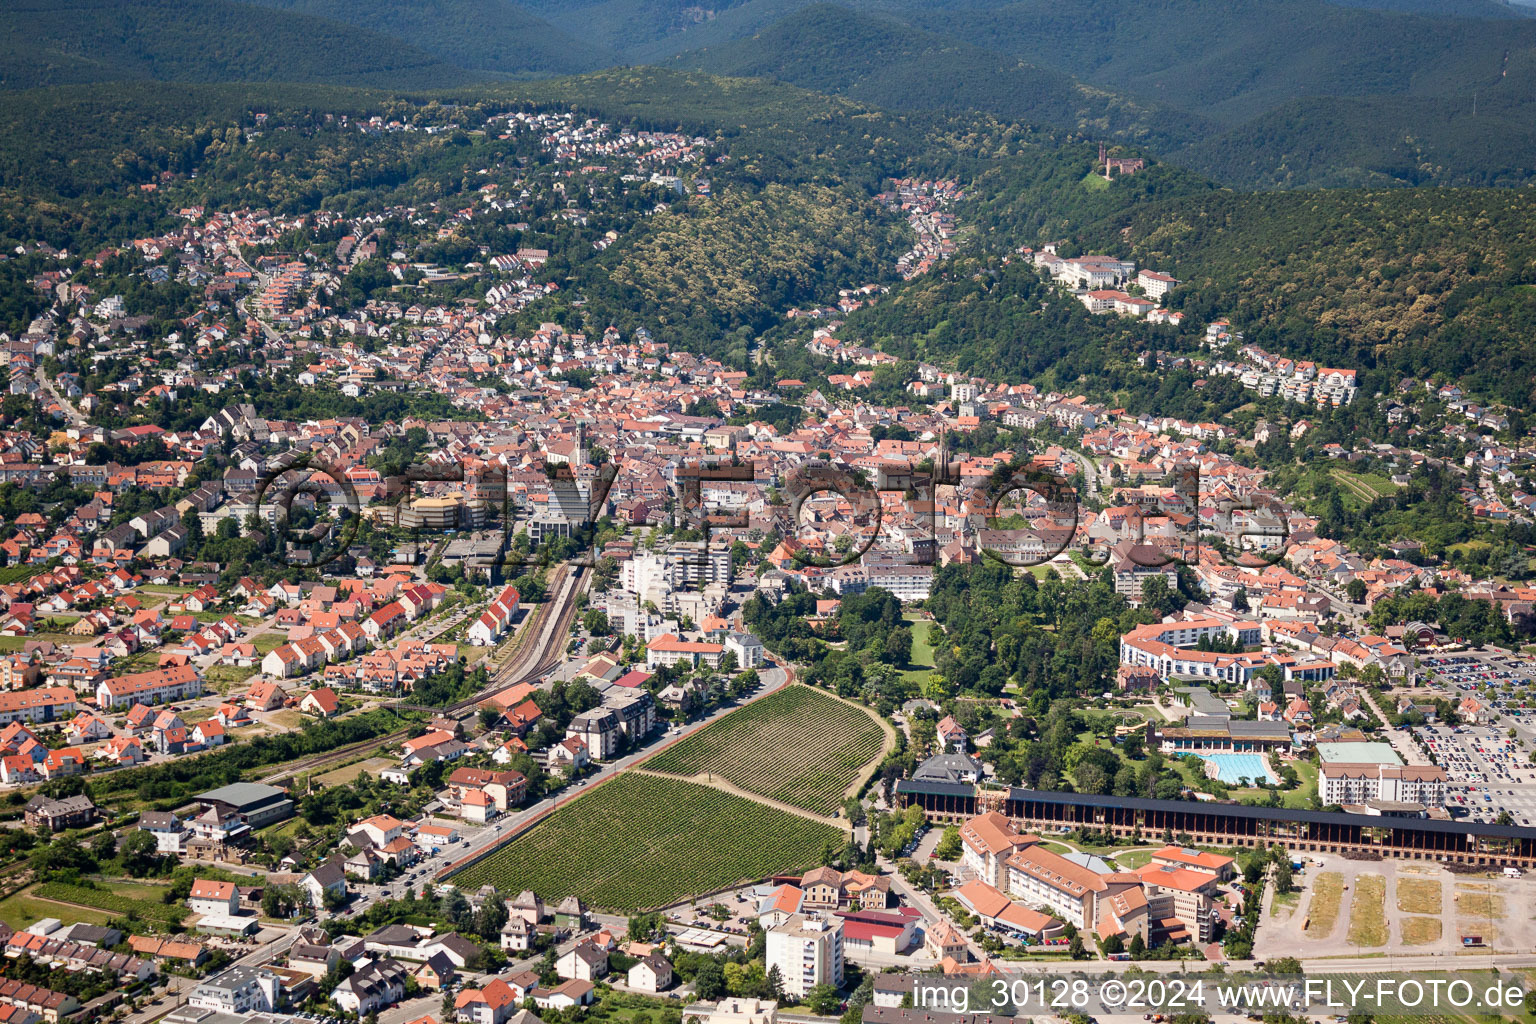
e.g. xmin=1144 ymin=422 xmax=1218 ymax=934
xmin=243 ymin=0 xmax=617 ymax=76
xmin=0 ymin=0 xmax=480 ymax=91
xmin=673 ymin=3 xmax=1208 ymax=153
xmin=1071 ymin=187 xmax=1536 ymax=407
xmin=600 ymin=183 xmax=906 ymax=345
xmin=9 ymin=0 xmax=1536 ymax=187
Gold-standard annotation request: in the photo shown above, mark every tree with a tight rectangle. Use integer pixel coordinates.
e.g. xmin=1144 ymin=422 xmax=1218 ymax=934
xmin=1140 ymin=574 xmax=1182 ymax=617
xmin=766 ymin=965 xmax=785 ymax=1001
xmin=694 ymin=960 xmax=726 ymax=1001
xmin=1346 ymin=578 xmax=1367 ymax=604
xmin=1273 ymin=860 xmax=1294 ymax=894
xmin=1101 ymin=934 xmax=1125 ymax=955
xmin=119 ymin=830 xmax=161 ymax=874
xmin=1068 ymin=934 xmax=1086 ymax=960
xmin=933 ymin=826 xmax=962 ymax=861
xmin=1128 ymin=933 xmax=1146 ymax=959
xmin=90 ymin=831 xmax=118 ymax=861
xmin=806 ymin=984 xmax=843 ymax=1016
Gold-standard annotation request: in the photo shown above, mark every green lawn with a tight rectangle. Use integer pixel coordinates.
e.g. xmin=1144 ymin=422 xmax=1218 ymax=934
xmin=1113 ymin=849 xmax=1154 ymax=870
xmin=252 ymin=632 xmax=287 ymax=655
xmin=899 ymin=615 xmax=937 ymax=685
xmin=0 ymin=889 xmax=116 ymax=930
xmin=206 ymin=664 xmax=258 ymax=690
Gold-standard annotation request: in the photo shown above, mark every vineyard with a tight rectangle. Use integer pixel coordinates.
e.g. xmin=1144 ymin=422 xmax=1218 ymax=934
xmin=644 ymin=684 xmax=886 ymax=815
xmin=451 ymin=773 xmax=841 ymax=911
xmin=32 ymin=882 xmax=189 ymax=926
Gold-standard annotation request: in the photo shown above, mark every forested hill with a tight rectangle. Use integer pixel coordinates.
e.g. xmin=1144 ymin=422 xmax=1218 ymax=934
xmin=1171 ymin=94 xmax=1536 ymax=189
xmin=890 ymin=0 xmax=1532 ymax=126
xmin=11 ymin=0 xmax=1536 ymax=186
xmin=241 ymin=0 xmax=618 ymax=76
xmin=670 ymin=4 xmax=1211 ymax=153
xmin=654 ymin=0 xmax=1536 ymax=188
xmin=1069 ymin=187 xmax=1536 ymax=408
xmin=0 ymin=0 xmax=620 ymax=90
xmin=0 ymin=0 xmax=480 ymax=90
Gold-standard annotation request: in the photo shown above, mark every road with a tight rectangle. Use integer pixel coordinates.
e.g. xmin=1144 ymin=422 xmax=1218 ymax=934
xmin=1059 ymin=447 xmax=1103 ymax=501
xmin=231 ymin=245 xmax=286 ymax=347
xmin=35 ymin=363 xmax=87 ymax=426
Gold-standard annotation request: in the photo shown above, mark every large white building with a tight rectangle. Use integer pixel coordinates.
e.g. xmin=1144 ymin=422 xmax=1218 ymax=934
xmin=621 ymin=543 xmax=732 ymax=598
xmin=189 ymin=967 xmax=280 ymax=1014
xmin=1316 ymin=741 xmax=1446 ymax=808
xmin=765 ymin=914 xmax=843 ymax=998
xmin=723 ymin=632 xmax=765 ymax=669
xmin=1320 ymin=762 xmax=1447 ymax=807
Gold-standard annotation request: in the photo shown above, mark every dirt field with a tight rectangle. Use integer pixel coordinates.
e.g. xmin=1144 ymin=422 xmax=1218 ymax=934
xmin=1257 ymin=855 xmax=1533 ymax=958
xmin=1303 ymin=872 xmax=1345 ymax=936
xmin=1396 ymin=877 xmax=1442 ymax=915
xmin=1345 ymin=874 xmax=1388 ymax=947
xmin=1400 ymin=915 xmax=1442 ymax=945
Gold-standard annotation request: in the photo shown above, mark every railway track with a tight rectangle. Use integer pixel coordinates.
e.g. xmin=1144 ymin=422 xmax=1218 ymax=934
xmin=258 ymin=565 xmax=587 ymax=784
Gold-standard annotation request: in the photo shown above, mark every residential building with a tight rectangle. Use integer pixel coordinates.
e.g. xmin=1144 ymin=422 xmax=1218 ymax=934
xmin=23 ymin=794 xmax=96 ymax=832
xmin=765 ymin=914 xmax=843 ymax=999
xmin=187 ymin=879 xmax=240 ymax=918
xmin=188 ymin=967 xmax=279 ymax=1014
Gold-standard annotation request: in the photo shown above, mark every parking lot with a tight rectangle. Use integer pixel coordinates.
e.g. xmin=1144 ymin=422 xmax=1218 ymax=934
xmin=1419 ymin=650 xmax=1536 ymax=719
xmin=1417 ymin=722 xmax=1536 ymax=825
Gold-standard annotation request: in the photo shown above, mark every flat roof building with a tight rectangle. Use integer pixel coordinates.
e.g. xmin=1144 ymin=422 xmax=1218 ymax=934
xmin=196 ymin=782 xmax=294 ymax=829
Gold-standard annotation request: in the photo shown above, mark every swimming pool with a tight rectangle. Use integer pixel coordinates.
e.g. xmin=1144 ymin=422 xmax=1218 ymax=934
xmin=1200 ymin=752 xmax=1276 ymax=786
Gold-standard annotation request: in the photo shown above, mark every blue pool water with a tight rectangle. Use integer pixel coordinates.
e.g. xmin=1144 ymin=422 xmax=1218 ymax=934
xmin=1201 ymin=752 xmax=1276 ymax=785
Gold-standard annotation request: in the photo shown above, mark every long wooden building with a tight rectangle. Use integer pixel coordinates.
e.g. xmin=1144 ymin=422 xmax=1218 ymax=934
xmin=894 ymin=781 xmax=1536 ymax=869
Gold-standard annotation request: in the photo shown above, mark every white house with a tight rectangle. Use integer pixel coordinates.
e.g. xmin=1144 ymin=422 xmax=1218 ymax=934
xmin=556 ymin=942 xmax=608 ymax=981
xmin=627 ymin=953 xmax=674 ymax=992
xmin=187 ymin=879 xmax=240 ymax=918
